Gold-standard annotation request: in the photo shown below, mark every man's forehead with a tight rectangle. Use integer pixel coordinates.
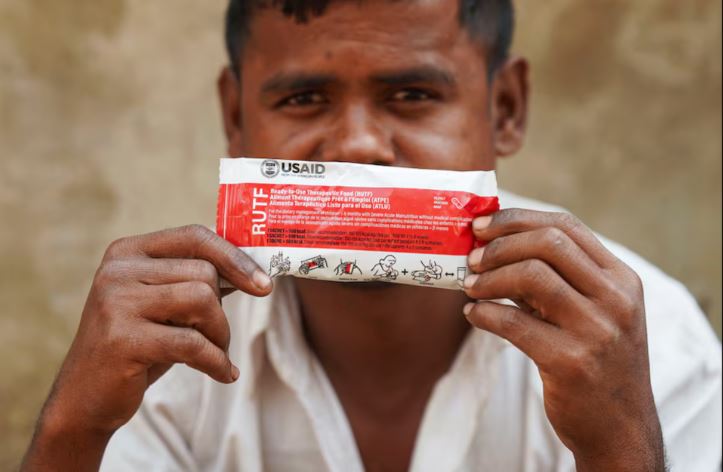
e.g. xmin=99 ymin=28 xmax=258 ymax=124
xmin=242 ymin=0 xmax=474 ymax=63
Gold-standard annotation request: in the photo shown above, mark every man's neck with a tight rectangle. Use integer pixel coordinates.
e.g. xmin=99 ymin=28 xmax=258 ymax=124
xmin=293 ymin=279 xmax=471 ymax=413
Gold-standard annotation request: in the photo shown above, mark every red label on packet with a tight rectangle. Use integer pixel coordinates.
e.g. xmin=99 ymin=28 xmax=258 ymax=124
xmin=218 ymin=184 xmax=498 ymax=255
xmin=217 ymin=158 xmax=499 ymax=290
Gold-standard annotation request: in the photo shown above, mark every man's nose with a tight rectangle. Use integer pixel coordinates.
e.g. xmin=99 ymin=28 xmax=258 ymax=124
xmin=320 ymin=103 xmax=395 ymax=165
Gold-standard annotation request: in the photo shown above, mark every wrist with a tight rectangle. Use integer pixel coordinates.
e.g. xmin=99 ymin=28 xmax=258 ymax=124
xmin=575 ymin=450 xmax=666 ymax=472
xmin=572 ymin=391 xmax=666 ymax=471
xmin=573 ymin=426 xmax=666 ymax=472
xmin=39 ymin=401 xmax=116 ymax=443
xmin=21 ymin=396 xmax=115 ymax=472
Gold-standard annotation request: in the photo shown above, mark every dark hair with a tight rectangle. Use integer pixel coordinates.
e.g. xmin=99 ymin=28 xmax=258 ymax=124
xmin=225 ymin=0 xmax=514 ymax=77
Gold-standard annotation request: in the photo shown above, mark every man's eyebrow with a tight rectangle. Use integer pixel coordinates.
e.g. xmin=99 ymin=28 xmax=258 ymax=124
xmin=371 ymin=67 xmax=457 ymax=87
xmin=260 ymin=73 xmax=339 ymax=94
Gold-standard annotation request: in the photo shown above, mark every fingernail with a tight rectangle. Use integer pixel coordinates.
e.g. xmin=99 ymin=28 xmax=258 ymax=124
xmin=463 ymin=274 xmax=479 ymax=289
xmin=253 ymin=270 xmax=272 ymax=291
xmin=463 ymin=302 xmax=475 ymax=316
xmin=231 ymin=365 xmax=240 ymax=381
xmin=468 ymin=247 xmax=485 ymax=267
xmin=473 ymin=216 xmax=493 ymax=232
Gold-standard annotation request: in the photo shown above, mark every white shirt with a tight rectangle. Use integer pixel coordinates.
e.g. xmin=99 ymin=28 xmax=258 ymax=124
xmin=101 ymin=192 xmax=722 ymax=472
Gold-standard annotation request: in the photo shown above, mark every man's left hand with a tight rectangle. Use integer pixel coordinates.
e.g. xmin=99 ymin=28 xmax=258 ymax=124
xmin=464 ymin=208 xmax=665 ymax=472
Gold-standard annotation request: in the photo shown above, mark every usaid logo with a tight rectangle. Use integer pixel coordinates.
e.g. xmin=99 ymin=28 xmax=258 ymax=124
xmin=260 ymin=160 xmax=280 ymax=178
xmin=261 ymin=159 xmax=326 ymax=178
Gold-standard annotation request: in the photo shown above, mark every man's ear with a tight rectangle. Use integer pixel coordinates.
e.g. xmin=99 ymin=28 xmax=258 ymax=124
xmin=217 ymin=66 xmax=244 ymax=156
xmin=490 ymin=57 xmax=529 ymax=158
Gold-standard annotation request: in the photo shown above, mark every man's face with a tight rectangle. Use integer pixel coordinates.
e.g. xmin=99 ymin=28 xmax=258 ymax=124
xmin=220 ymin=0 xmax=527 ymax=171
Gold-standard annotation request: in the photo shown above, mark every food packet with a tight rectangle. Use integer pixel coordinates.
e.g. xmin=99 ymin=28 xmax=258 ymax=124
xmin=216 ymin=158 xmax=498 ymax=290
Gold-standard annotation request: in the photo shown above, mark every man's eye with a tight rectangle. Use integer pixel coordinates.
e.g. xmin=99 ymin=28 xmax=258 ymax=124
xmin=390 ymin=88 xmax=433 ymax=102
xmin=279 ymin=91 xmax=327 ymax=107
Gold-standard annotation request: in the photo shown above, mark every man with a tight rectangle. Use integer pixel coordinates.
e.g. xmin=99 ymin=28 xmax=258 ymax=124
xmin=22 ymin=0 xmax=721 ymax=470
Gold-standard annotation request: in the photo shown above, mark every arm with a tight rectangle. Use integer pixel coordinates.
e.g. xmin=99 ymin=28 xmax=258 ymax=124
xmin=464 ymin=209 xmax=665 ymax=471
xmin=21 ymin=225 xmax=272 ymax=472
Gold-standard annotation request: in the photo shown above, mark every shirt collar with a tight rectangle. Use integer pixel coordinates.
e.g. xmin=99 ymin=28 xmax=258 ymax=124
xmin=238 ymin=276 xmax=508 ymax=401
xmin=229 ymin=277 xmax=311 ymax=398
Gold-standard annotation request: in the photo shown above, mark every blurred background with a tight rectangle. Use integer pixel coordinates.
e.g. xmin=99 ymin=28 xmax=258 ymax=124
xmin=0 ymin=0 xmax=720 ymax=467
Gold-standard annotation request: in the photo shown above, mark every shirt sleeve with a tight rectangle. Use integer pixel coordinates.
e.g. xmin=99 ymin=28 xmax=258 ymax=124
xmin=100 ymin=365 xmax=204 ymax=472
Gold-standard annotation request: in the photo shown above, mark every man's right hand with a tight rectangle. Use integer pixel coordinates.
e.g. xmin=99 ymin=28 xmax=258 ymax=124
xmin=22 ymin=225 xmax=272 ymax=471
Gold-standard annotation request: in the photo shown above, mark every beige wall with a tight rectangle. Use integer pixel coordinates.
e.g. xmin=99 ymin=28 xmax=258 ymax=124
xmin=0 ymin=0 xmax=720 ymax=467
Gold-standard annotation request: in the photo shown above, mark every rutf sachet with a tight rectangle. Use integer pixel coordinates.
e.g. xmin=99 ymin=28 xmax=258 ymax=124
xmin=216 ymin=157 xmax=498 ymax=290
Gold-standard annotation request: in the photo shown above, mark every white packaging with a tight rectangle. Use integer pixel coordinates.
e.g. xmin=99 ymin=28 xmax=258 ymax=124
xmin=217 ymin=158 xmax=498 ymax=290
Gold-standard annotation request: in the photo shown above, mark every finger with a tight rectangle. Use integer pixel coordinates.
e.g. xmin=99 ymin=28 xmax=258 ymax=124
xmin=108 ymin=258 xmax=221 ymax=298
xmin=463 ymin=259 xmax=594 ymax=328
xmin=137 ymin=282 xmax=231 ymax=351
xmin=147 ymin=363 xmax=173 ymax=386
xmin=139 ymin=322 xmax=238 ymax=384
xmin=463 ymin=301 xmax=569 ymax=369
xmin=468 ymin=227 xmax=614 ymax=297
xmin=106 ymin=225 xmax=272 ymax=296
xmin=511 ymin=298 xmax=536 ymax=315
xmin=473 ymin=209 xmax=619 ymax=269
